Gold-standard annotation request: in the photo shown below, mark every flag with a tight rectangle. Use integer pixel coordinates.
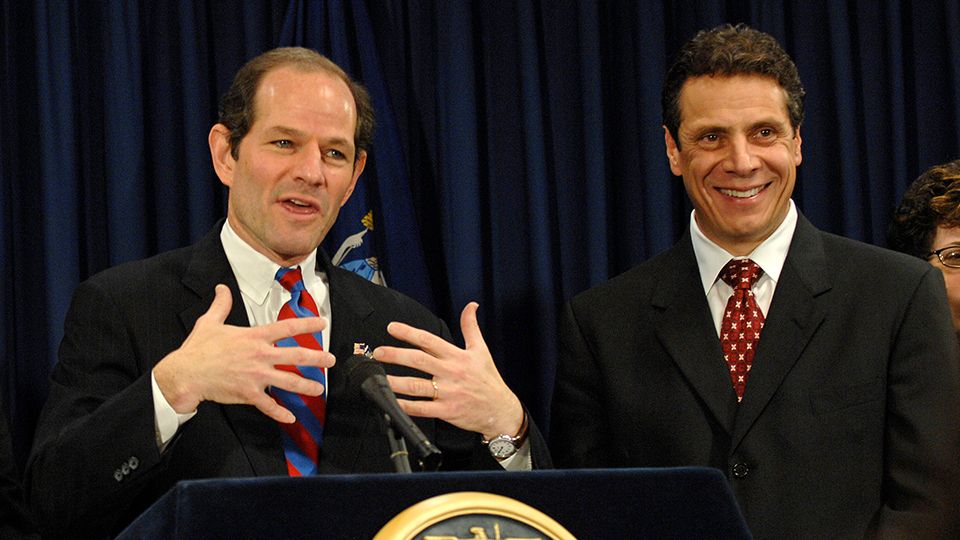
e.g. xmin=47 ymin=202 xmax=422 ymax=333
xmin=277 ymin=0 xmax=435 ymax=309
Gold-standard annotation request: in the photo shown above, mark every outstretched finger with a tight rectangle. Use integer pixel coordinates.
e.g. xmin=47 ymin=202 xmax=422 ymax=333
xmin=269 ymin=367 xmax=326 ymax=397
xmin=270 ymin=348 xmax=336 ymax=369
xmin=252 ymin=392 xmax=296 ymax=424
xmin=375 ymin=346 xmax=439 ymax=376
xmin=386 ymin=374 xmax=436 ymax=400
xmin=395 ymin=397 xmax=441 ymax=420
xmin=459 ymin=302 xmax=488 ymax=352
xmin=259 ymin=316 xmax=327 ymax=343
xmin=385 ymin=322 xmax=452 ymax=358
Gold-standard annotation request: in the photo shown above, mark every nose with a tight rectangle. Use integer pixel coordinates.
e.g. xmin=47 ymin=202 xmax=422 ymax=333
xmin=723 ymin=136 xmax=760 ymax=177
xmin=294 ymin=145 xmax=325 ymax=186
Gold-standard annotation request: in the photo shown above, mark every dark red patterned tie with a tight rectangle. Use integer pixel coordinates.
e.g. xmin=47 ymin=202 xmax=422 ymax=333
xmin=719 ymin=259 xmax=765 ymax=403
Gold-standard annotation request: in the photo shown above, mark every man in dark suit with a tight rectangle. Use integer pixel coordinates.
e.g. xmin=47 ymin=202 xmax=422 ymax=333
xmin=551 ymin=24 xmax=960 ymax=538
xmin=27 ymin=47 xmax=546 ymax=538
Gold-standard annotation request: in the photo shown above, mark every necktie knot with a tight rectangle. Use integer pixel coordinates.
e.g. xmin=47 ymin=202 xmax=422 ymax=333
xmin=276 ymin=267 xmax=305 ymax=293
xmin=720 ymin=258 xmax=763 ymax=291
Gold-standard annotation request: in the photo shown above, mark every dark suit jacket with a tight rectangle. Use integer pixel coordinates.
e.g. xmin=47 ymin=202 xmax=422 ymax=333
xmin=552 ymin=214 xmax=960 ymax=539
xmin=1 ymin=395 xmax=38 ymax=539
xmin=26 ymin=221 xmax=549 ymax=538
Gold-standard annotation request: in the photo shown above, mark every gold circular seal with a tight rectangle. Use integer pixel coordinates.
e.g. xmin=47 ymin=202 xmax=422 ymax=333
xmin=374 ymin=491 xmax=576 ymax=540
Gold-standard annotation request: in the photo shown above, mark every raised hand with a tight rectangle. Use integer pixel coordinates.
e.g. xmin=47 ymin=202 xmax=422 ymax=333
xmin=373 ymin=302 xmax=524 ymax=440
xmin=153 ymin=284 xmax=335 ymax=423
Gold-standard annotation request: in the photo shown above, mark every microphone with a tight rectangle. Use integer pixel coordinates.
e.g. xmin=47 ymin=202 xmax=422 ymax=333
xmin=342 ymin=354 xmax=442 ymax=471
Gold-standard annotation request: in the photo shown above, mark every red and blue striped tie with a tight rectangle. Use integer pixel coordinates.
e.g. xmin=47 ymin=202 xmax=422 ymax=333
xmin=273 ymin=266 xmax=326 ymax=476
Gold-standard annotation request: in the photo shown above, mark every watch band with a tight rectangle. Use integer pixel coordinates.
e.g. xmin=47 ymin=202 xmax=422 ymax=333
xmin=481 ymin=411 xmax=529 ymax=445
xmin=512 ymin=411 xmax=529 ymax=446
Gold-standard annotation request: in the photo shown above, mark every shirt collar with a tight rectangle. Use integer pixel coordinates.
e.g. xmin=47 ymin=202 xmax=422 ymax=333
xmin=220 ymin=219 xmax=320 ymax=306
xmin=690 ymin=199 xmax=798 ymax=294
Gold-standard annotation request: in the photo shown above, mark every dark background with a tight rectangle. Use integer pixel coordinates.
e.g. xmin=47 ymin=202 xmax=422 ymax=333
xmin=3 ymin=0 xmax=959 ymax=469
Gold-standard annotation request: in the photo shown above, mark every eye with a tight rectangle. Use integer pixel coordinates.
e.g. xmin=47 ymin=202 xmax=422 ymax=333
xmin=753 ymin=126 xmax=788 ymax=145
xmin=325 ymin=148 xmax=353 ymax=163
xmin=752 ymin=127 xmax=780 ymax=143
xmin=696 ymin=132 xmax=722 ymax=149
xmin=272 ymin=140 xmax=294 ymax=149
xmin=940 ymin=247 xmax=960 ymax=265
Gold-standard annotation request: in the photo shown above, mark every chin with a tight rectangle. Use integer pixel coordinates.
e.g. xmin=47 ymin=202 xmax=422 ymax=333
xmin=271 ymin=237 xmax=321 ymax=260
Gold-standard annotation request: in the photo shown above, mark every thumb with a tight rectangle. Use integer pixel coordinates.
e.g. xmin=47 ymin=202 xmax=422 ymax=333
xmin=460 ymin=302 xmax=488 ymax=351
xmin=203 ymin=284 xmax=233 ymax=324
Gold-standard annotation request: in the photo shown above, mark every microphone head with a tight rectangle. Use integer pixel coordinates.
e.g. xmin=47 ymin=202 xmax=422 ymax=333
xmin=340 ymin=355 xmax=444 ymax=471
xmin=342 ymin=354 xmax=393 ymax=412
xmin=342 ymin=354 xmax=387 ymax=388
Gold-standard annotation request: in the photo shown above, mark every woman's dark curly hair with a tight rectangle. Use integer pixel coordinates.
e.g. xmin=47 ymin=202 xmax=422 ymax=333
xmin=889 ymin=160 xmax=960 ymax=258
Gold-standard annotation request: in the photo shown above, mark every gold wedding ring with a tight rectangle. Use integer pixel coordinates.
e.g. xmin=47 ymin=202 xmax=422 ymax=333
xmin=431 ymin=378 xmax=439 ymax=401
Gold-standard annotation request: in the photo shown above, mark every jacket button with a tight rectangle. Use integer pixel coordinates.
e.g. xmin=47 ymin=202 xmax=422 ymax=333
xmin=121 ymin=463 xmax=131 ymax=475
xmin=114 ymin=469 xmax=124 ymax=482
xmin=128 ymin=456 xmax=139 ymax=470
xmin=731 ymin=462 xmax=750 ymax=478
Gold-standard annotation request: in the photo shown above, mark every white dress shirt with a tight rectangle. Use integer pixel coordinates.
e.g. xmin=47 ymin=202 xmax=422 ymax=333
xmin=690 ymin=200 xmax=799 ymax=336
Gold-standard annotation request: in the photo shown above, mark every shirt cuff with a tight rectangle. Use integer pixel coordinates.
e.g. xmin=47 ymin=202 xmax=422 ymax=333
xmin=151 ymin=371 xmax=197 ymax=448
xmin=498 ymin=440 xmax=532 ymax=471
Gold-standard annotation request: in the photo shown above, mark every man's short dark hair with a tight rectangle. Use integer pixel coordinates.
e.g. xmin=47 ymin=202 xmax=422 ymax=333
xmin=218 ymin=47 xmax=375 ymax=161
xmin=889 ymin=160 xmax=960 ymax=258
xmin=661 ymin=23 xmax=805 ymax=145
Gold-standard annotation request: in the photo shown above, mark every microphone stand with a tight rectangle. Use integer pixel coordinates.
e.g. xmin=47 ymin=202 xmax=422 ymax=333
xmin=380 ymin=412 xmax=412 ymax=473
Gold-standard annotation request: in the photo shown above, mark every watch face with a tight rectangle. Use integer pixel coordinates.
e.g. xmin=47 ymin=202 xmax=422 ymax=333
xmin=489 ymin=437 xmax=517 ymax=459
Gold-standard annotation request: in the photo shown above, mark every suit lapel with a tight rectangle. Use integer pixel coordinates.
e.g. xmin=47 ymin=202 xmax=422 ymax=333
xmin=321 ymin=254 xmax=376 ymax=365
xmin=731 ymin=215 xmax=831 ymax=449
xmin=319 ymin=253 xmax=378 ymax=471
xmin=178 ymin=221 xmax=249 ymax=330
xmin=177 ymin=220 xmax=285 ymax=477
xmin=653 ymin=235 xmax=738 ymax=436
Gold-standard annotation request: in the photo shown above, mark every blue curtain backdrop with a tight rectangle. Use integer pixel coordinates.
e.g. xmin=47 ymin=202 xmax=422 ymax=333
xmin=3 ymin=0 xmax=960 ymax=467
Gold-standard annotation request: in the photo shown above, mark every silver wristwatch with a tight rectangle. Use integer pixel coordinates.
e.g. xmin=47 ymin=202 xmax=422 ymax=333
xmin=482 ymin=413 xmax=529 ymax=461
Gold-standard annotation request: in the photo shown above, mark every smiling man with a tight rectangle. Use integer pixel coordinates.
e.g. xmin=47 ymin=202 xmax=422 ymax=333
xmin=551 ymin=24 xmax=960 ymax=538
xmin=27 ymin=48 xmax=547 ymax=538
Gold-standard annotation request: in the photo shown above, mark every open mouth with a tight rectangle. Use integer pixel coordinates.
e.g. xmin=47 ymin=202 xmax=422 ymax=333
xmin=717 ymin=183 xmax=769 ymax=199
xmin=281 ymin=197 xmax=320 ymax=214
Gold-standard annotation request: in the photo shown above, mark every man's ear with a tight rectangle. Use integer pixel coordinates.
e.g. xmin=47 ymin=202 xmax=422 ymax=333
xmin=793 ymin=125 xmax=803 ymax=166
xmin=664 ymin=126 xmax=683 ymax=176
xmin=209 ymin=124 xmax=235 ymax=187
xmin=340 ymin=150 xmax=367 ymax=208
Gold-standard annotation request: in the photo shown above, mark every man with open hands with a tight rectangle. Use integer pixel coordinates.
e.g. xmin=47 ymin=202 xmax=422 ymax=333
xmin=27 ymin=47 xmax=546 ymax=539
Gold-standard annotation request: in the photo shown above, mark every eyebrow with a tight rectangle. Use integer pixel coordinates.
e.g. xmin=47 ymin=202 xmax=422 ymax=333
xmin=747 ymin=118 xmax=787 ymax=130
xmin=265 ymin=125 xmax=353 ymax=147
xmin=684 ymin=118 xmax=787 ymax=138
xmin=265 ymin=126 xmax=307 ymax=138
